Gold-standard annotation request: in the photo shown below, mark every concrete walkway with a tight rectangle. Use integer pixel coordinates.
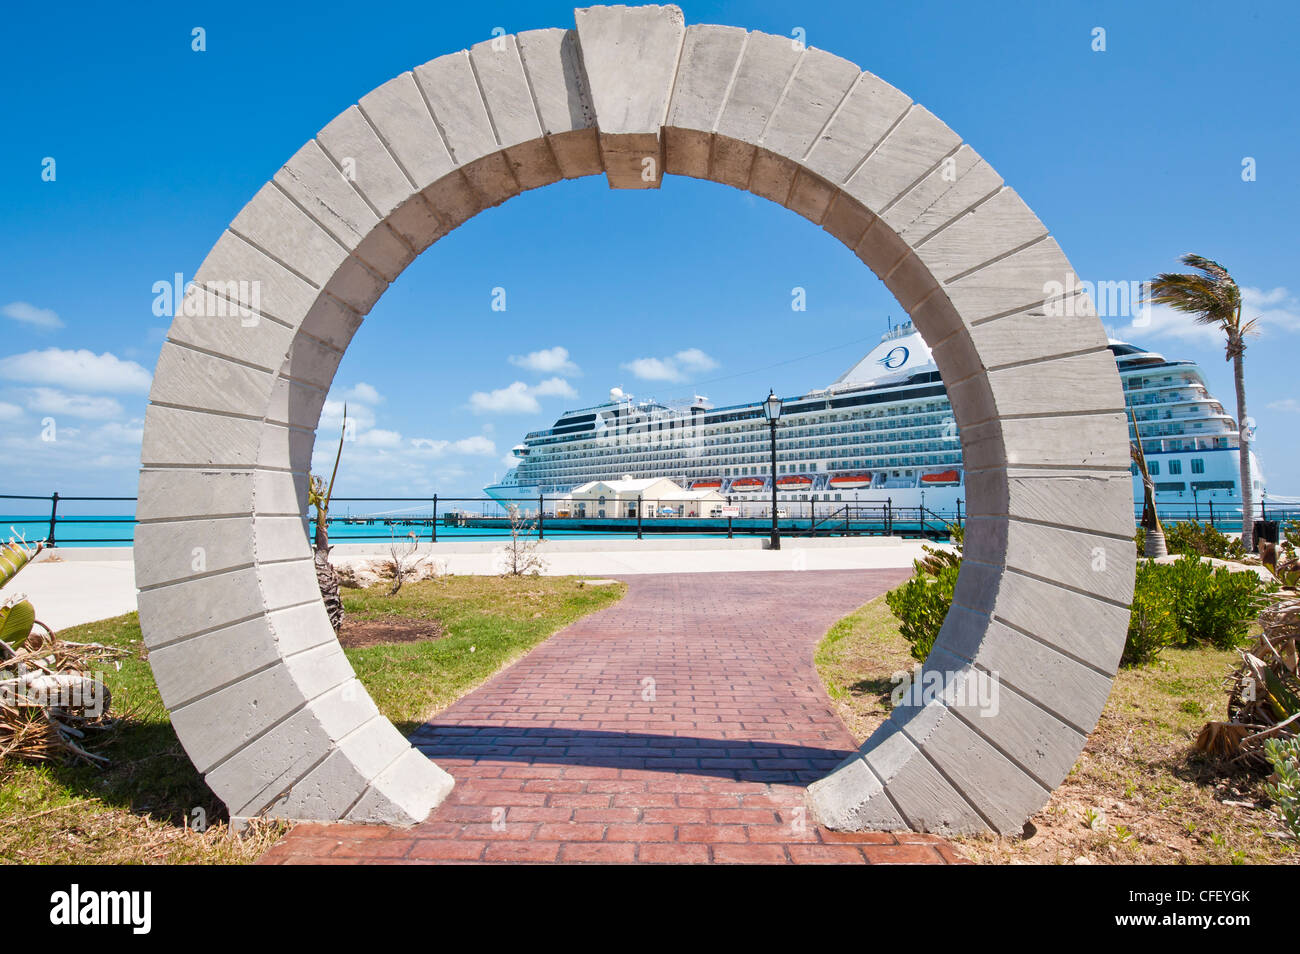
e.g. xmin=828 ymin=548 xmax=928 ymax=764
xmin=6 ymin=557 xmax=137 ymax=632
xmin=339 ymin=537 xmax=937 ymax=578
xmin=261 ymin=569 xmax=964 ymax=865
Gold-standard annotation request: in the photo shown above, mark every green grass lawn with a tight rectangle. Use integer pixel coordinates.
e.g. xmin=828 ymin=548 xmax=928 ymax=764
xmin=0 ymin=575 xmax=624 ymax=864
xmin=815 ymin=591 xmax=1299 ymax=864
xmin=342 ymin=576 xmax=625 ymax=732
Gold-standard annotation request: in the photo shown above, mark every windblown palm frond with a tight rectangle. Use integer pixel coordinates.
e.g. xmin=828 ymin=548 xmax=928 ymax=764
xmin=1144 ymin=254 xmax=1242 ymax=327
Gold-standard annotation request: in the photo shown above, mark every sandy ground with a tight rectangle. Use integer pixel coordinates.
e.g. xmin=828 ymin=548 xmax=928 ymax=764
xmin=11 ymin=539 xmax=937 ymax=630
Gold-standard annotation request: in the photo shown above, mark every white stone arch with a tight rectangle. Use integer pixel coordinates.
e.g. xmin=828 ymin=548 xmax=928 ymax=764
xmin=134 ymin=5 xmax=1134 ymax=833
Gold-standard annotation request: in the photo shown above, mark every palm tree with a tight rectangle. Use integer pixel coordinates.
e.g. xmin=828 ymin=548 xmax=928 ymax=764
xmin=1129 ymin=407 xmax=1166 ymax=558
xmin=309 ymin=405 xmax=347 ymax=632
xmin=1145 ymin=255 xmax=1257 ymax=550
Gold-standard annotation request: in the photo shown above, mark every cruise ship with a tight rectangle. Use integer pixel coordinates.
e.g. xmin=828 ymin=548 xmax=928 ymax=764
xmin=485 ymin=322 xmax=1264 ymax=517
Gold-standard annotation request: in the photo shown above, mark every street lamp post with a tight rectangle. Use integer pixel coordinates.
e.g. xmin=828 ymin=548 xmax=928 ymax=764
xmin=763 ymin=389 xmax=784 ymax=550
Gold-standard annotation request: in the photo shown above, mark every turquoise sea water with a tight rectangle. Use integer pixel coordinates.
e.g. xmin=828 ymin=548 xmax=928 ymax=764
xmin=2 ymin=513 xmax=962 ymax=547
xmin=0 ymin=514 xmax=736 ymax=547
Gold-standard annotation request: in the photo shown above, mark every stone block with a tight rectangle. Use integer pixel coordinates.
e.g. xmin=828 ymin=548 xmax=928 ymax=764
xmin=804 ymin=70 xmax=911 ymax=184
xmin=575 ymin=4 xmax=685 ymax=188
xmin=711 ymin=32 xmax=803 ymax=188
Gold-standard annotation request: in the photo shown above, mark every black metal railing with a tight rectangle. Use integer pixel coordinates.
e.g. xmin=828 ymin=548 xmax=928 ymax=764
xmin=5 ymin=490 xmax=1297 ymax=547
xmin=1 ymin=493 xmax=138 ymax=546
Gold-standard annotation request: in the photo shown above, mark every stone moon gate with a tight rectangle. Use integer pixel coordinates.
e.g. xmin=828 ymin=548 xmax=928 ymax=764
xmin=135 ymin=5 xmax=1135 ymax=834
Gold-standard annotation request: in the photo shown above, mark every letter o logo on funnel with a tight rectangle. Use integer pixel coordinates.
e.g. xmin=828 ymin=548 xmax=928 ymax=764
xmin=879 ymin=346 xmax=909 ymax=370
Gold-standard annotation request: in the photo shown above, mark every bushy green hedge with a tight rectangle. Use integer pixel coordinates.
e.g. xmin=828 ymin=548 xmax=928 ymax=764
xmin=886 ymin=547 xmax=1272 ymax=668
xmin=1166 ymin=554 xmax=1273 ymax=649
xmin=1166 ymin=521 xmax=1248 ymax=560
xmin=1136 ymin=520 xmax=1248 ymax=560
xmin=1124 ymin=555 xmax=1272 ymax=665
xmin=1122 ymin=560 xmax=1182 ymax=666
xmin=884 ymin=562 xmax=959 ymax=662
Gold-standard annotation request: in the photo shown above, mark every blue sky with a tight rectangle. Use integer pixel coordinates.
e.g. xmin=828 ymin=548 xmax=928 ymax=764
xmin=3 ymin=0 xmax=1298 ymax=507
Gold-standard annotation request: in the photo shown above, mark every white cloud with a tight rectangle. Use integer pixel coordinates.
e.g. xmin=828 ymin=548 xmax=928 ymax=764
xmin=1113 ymin=304 xmax=1222 ymax=347
xmin=338 ymin=382 xmax=383 ymax=404
xmin=469 ymin=381 xmax=540 ymax=414
xmin=0 ymin=401 xmax=22 ymax=421
xmin=1267 ymin=398 xmax=1300 ymax=414
xmin=501 ymin=453 xmax=521 ymax=470
xmin=23 ymin=387 xmax=124 ymax=420
xmin=530 ymin=377 xmax=578 ymax=398
xmin=93 ymin=419 xmax=144 ymax=444
xmin=356 ymin=428 xmax=403 ymax=448
xmin=509 ymin=346 xmax=580 ymax=376
xmin=468 ymin=377 xmax=578 ymax=413
xmin=675 ymin=348 xmax=718 ymax=372
xmin=1243 ymin=285 xmax=1300 ymax=333
xmin=2 ymin=301 xmax=63 ymax=330
xmin=1116 ymin=285 xmax=1300 ymax=346
xmin=412 ymin=435 xmax=497 ymax=456
xmin=0 ymin=348 xmax=151 ymax=392
xmin=622 ymin=357 xmax=678 ymax=381
xmin=320 ymin=398 xmax=377 ymax=435
xmin=621 ymin=349 xmax=720 ymax=382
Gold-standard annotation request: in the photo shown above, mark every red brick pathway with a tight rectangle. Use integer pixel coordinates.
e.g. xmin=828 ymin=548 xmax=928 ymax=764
xmin=261 ymin=569 xmax=965 ymax=864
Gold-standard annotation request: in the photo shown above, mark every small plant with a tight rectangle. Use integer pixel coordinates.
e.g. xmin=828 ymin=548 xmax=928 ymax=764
xmin=500 ymin=505 xmax=547 ymax=577
xmin=1263 ymin=735 xmax=1300 ymax=840
xmin=383 ymin=531 xmax=430 ymax=596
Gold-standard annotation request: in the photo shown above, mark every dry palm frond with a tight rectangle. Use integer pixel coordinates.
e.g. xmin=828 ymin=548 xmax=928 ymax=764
xmin=0 ymin=633 xmax=129 ymax=766
xmin=1194 ymin=721 xmax=1253 ymax=761
xmin=1197 ymin=619 xmax=1300 ymax=767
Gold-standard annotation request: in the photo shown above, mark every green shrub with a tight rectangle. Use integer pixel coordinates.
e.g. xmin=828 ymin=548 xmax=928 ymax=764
xmin=1166 ymin=554 xmax=1272 ymax=649
xmin=1122 ymin=561 xmax=1180 ymax=667
xmin=1283 ymin=519 xmax=1300 ymax=551
xmin=1165 ymin=520 xmax=1247 ymax=560
xmin=885 ymin=562 xmax=959 ymax=663
xmin=1263 ymin=735 xmax=1300 ymax=841
xmin=1122 ymin=555 xmax=1272 ymax=664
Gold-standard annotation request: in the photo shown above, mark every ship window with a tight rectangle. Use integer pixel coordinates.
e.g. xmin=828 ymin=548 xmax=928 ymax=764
xmin=1168 ymin=460 xmax=1182 ymax=475
xmin=1191 ymin=458 xmax=1205 ymax=474
xmin=1149 ymin=460 xmax=1159 ymax=475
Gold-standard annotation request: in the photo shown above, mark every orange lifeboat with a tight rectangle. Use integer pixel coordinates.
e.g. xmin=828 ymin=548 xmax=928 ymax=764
xmin=776 ymin=475 xmax=813 ymax=490
xmin=730 ymin=477 xmax=765 ymax=491
xmin=920 ymin=469 xmax=960 ymax=484
xmin=828 ymin=472 xmax=872 ymax=489
xmin=691 ymin=478 xmax=723 ymax=490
